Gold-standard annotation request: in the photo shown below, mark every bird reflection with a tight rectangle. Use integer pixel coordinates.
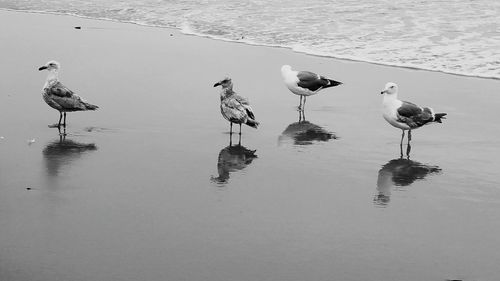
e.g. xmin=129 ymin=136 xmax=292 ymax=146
xmin=210 ymin=139 xmax=257 ymax=185
xmin=43 ymin=132 xmax=98 ymax=177
xmin=374 ymin=144 xmax=441 ymax=207
xmin=279 ymin=110 xmax=337 ymax=145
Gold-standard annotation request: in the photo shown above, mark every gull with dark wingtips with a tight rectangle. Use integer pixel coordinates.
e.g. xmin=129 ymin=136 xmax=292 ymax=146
xmin=213 ymin=77 xmax=259 ymax=135
xmin=39 ymin=60 xmax=99 ymax=128
xmin=281 ymin=65 xmax=342 ymax=110
xmin=381 ymin=82 xmax=447 ymax=144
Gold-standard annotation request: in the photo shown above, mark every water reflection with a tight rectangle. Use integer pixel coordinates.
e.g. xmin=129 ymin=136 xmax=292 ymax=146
xmin=210 ymin=140 xmax=258 ymax=185
xmin=374 ymin=144 xmax=441 ymax=207
xmin=43 ymin=133 xmax=98 ymax=177
xmin=279 ymin=111 xmax=337 ymax=145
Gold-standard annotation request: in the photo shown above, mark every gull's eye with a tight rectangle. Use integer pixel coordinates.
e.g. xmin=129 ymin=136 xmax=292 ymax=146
xmin=390 ymin=86 xmax=394 ymax=88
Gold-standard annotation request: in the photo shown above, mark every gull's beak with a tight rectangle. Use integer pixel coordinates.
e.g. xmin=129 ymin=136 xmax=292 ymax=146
xmin=380 ymin=90 xmax=387 ymax=94
xmin=333 ymin=80 xmax=343 ymax=86
xmin=213 ymin=82 xmax=221 ymax=87
xmin=38 ymin=66 xmax=48 ymax=71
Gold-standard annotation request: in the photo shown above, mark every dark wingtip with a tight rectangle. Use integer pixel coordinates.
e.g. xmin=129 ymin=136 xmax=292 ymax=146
xmin=85 ymin=103 xmax=99 ymax=110
xmin=434 ymin=113 xmax=447 ymax=123
xmin=328 ymin=79 xmax=343 ymax=87
xmin=247 ymin=120 xmax=259 ymax=128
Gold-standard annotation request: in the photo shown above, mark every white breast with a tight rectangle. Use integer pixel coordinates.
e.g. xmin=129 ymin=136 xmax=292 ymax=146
xmin=382 ymin=98 xmax=410 ymax=130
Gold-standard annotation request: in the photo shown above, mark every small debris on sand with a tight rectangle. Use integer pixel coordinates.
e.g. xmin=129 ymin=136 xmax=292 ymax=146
xmin=74 ymin=26 xmax=82 ymax=29
xmin=28 ymin=138 xmax=36 ymax=145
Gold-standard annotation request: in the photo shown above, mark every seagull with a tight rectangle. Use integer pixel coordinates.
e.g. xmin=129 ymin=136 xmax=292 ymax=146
xmin=213 ymin=77 xmax=259 ymax=135
xmin=38 ymin=61 xmax=98 ymax=128
xmin=381 ymin=82 xmax=446 ymax=144
xmin=281 ymin=65 xmax=342 ymax=110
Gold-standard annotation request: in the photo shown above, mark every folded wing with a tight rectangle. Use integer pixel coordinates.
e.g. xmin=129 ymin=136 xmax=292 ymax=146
xmin=45 ymin=81 xmax=98 ymax=111
xmin=397 ymin=101 xmax=434 ymax=128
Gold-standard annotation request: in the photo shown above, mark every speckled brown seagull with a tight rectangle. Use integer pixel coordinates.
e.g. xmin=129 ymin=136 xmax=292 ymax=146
xmin=281 ymin=65 xmax=342 ymax=110
xmin=381 ymin=82 xmax=446 ymax=144
xmin=213 ymin=77 xmax=259 ymax=135
xmin=38 ymin=60 xmax=98 ymax=128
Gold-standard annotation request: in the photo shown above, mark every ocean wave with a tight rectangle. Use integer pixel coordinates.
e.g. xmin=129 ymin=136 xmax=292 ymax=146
xmin=1 ymin=0 xmax=499 ymax=80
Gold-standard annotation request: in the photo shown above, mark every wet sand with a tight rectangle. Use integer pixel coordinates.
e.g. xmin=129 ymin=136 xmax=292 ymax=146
xmin=1 ymin=10 xmax=500 ymax=281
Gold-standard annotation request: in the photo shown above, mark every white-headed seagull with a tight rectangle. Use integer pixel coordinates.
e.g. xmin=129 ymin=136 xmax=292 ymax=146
xmin=213 ymin=77 xmax=259 ymax=135
xmin=381 ymin=82 xmax=446 ymax=144
xmin=39 ymin=60 xmax=98 ymax=128
xmin=281 ymin=65 xmax=342 ymax=111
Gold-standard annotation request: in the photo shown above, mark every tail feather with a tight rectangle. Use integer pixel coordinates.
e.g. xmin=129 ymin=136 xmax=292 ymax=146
xmin=246 ymin=119 xmax=259 ymax=128
xmin=434 ymin=113 xmax=447 ymax=123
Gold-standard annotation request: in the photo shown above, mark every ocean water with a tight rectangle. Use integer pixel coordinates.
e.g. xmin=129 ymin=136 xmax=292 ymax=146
xmin=1 ymin=0 xmax=499 ymax=79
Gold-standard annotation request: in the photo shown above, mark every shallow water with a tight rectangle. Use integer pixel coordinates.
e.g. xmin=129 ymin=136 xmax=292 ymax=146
xmin=1 ymin=11 xmax=500 ymax=281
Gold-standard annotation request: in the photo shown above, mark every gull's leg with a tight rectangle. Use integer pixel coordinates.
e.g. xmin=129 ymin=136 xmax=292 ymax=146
xmin=399 ymin=141 xmax=404 ymax=159
xmin=63 ymin=112 xmax=67 ymax=127
xmin=399 ymin=131 xmax=404 ymax=158
xmin=230 ymin=122 xmax=233 ymax=135
xmin=239 ymin=124 xmax=242 ymax=136
xmin=58 ymin=126 xmax=67 ymax=139
xmin=58 ymin=112 xmax=63 ymax=127
xmin=298 ymin=96 xmax=303 ymax=111
xmin=408 ymin=130 xmax=412 ymax=142
xmin=406 ymin=142 xmax=411 ymax=159
xmin=238 ymin=132 xmax=241 ymax=146
xmin=48 ymin=112 xmax=62 ymax=128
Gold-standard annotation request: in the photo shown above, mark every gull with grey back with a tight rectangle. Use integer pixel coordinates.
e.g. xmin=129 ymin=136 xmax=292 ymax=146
xmin=213 ymin=77 xmax=259 ymax=135
xmin=381 ymin=82 xmax=446 ymax=144
xmin=38 ymin=60 xmax=99 ymax=129
xmin=281 ymin=65 xmax=342 ymax=111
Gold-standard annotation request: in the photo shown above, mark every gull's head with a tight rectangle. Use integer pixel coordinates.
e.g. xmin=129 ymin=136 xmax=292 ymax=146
xmin=380 ymin=82 xmax=398 ymax=95
xmin=38 ymin=60 xmax=61 ymax=71
xmin=213 ymin=77 xmax=233 ymax=89
xmin=281 ymin=65 xmax=292 ymax=74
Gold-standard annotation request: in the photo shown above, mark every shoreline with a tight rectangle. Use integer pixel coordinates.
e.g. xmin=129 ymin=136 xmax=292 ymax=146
xmin=1 ymin=8 xmax=500 ymax=281
xmin=1 ymin=7 xmax=498 ymax=81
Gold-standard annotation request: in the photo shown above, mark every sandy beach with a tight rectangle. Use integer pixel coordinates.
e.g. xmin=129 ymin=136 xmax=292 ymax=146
xmin=1 ymin=10 xmax=500 ymax=281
